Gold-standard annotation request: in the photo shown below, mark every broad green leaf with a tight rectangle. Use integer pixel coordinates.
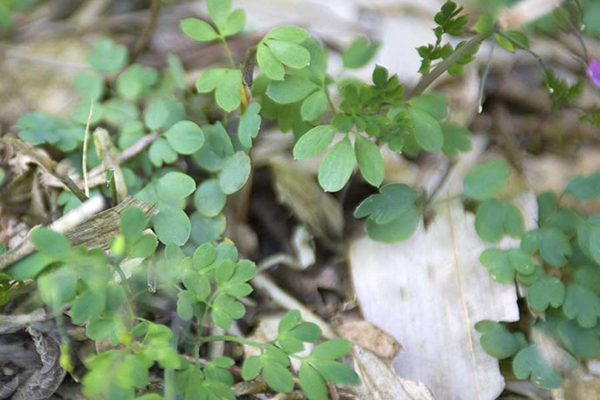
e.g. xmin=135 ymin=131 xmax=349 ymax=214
xmin=149 ymin=138 xmax=177 ymax=167
xmin=116 ymin=354 xmax=149 ymax=389
xmin=194 ymin=179 xmax=226 ymax=217
xmin=257 ymin=43 xmax=284 ymax=81
xmin=71 ymin=101 xmax=104 ymax=125
xmin=222 ymin=9 xmax=245 ymax=37
xmin=590 ymin=226 xmax=600 ymax=265
xmin=190 ymin=212 xmax=226 ymax=244
xmin=207 ymin=0 xmax=230 ymax=29
xmin=409 ymin=108 xmax=443 ymax=151
xmin=157 ymin=172 xmax=196 ymax=201
xmin=342 ymin=37 xmax=380 ymax=69
xmin=182 ymin=270 xmax=210 ymax=299
xmin=71 ymin=290 xmax=106 ymax=324
xmin=152 ymin=207 xmax=191 ymax=245
xmin=196 ymin=68 xmax=226 ymax=93
xmin=131 ymin=234 xmax=158 ymax=258
xmin=293 ymin=125 xmax=335 ymax=160
xmin=558 ymin=319 xmax=600 ymax=360
xmin=494 ymin=33 xmax=514 ymax=52
xmin=310 ymin=359 xmax=360 ymax=386
xmin=263 ymin=362 xmax=294 ymax=393
xmin=563 ymin=284 xmax=600 ymax=328
xmin=237 ymin=102 xmax=261 ymax=148
xmin=473 ymin=13 xmax=495 ymax=37
xmin=463 ymin=159 xmax=511 ymax=201
xmin=219 ymin=151 xmax=251 ymax=194
xmin=86 ymin=38 xmax=128 ymax=74
xmin=73 ymin=72 xmax=104 ymax=101
xmin=267 ymin=76 xmax=318 ymax=104
xmin=538 ymin=228 xmax=571 ymax=267
xmin=267 ymin=40 xmax=311 ymax=69
xmin=120 ymin=206 xmax=147 ymax=241
xmin=241 ymin=356 xmax=262 ymax=380
xmin=318 ymin=137 xmax=355 ymax=192
xmin=144 ymin=100 xmax=169 ymax=130
xmin=410 ymin=92 xmax=449 ymax=121
xmin=216 ymin=69 xmax=242 ymax=112
xmin=354 ymin=134 xmax=383 ymax=187
xmin=312 ymin=339 xmax=352 ymax=360
xmin=441 ymin=122 xmax=471 ymax=156
xmin=301 ymin=90 xmax=328 ymax=122
xmin=475 ymin=321 xmax=518 ymax=359
xmin=278 ymin=310 xmax=301 ymax=333
xmin=512 ymin=345 xmax=570 ymax=389
xmin=299 ymin=363 xmax=328 ymax=400
xmin=215 ymin=260 xmax=236 ymax=285
xmin=38 ymin=267 xmax=77 ymax=308
xmin=526 ymin=277 xmax=565 ymax=312
xmin=506 ymin=29 xmax=529 ymax=49
xmin=181 ymin=18 xmax=219 ymax=42
xmin=566 ymin=170 xmax=600 ymax=199
xmin=116 ymin=65 xmax=158 ymax=100
xmin=365 ymin=206 xmax=421 ymax=242
xmin=354 ymin=184 xmax=417 ymax=224
xmin=30 ymin=228 xmax=71 ymax=258
xmin=193 ymin=243 xmax=217 ymax=270
xmin=480 ymin=248 xmax=516 ymax=283
xmin=265 ymin=25 xmax=308 ymax=43
xmin=164 ymin=120 xmax=205 ymax=155
xmin=5 ymin=252 xmax=56 ymax=281
xmin=475 ymin=200 xmax=524 ymax=242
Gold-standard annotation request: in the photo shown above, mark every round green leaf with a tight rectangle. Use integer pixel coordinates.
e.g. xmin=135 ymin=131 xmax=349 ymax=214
xmin=219 ymin=151 xmax=251 ymax=194
xmin=257 ymin=43 xmax=284 ymax=81
xmin=152 ymin=208 xmax=191 ymax=245
xmin=301 ymin=90 xmax=328 ymax=122
xmin=164 ymin=120 xmax=205 ymax=155
xmin=157 ymin=172 xmax=196 ymax=200
xmin=265 ymin=25 xmax=308 ymax=42
xmin=512 ymin=345 xmax=566 ymax=389
xmin=365 ymin=206 xmax=421 ymax=243
xmin=266 ymin=76 xmax=319 ymax=105
xmin=181 ymin=18 xmax=219 ymax=42
xmin=463 ymin=159 xmax=511 ymax=201
xmin=354 ymin=134 xmax=383 ymax=187
xmin=354 ymin=184 xmax=417 ymax=224
xmin=563 ymin=284 xmax=600 ymax=328
xmin=526 ymin=276 xmax=565 ymax=312
xmin=475 ymin=321 xmax=518 ymax=359
xmin=318 ymin=137 xmax=355 ymax=192
xmin=194 ymin=179 xmax=227 ymax=217
xmin=475 ymin=200 xmax=525 ymax=242
xmin=539 ymin=228 xmax=572 ymax=268
xmin=30 ymin=228 xmax=71 ymax=258
xmin=409 ymin=108 xmax=443 ymax=152
xmin=149 ymin=137 xmax=177 ymax=167
xmin=263 ymin=361 xmax=295 ymax=393
xmin=266 ymin=40 xmax=310 ymax=69
xmin=216 ymin=69 xmax=242 ymax=112
xmin=190 ymin=212 xmax=226 ymax=244
xmin=120 ymin=206 xmax=147 ymax=241
xmin=342 ymin=37 xmax=380 ymax=69
xmin=293 ymin=125 xmax=335 ymax=160
xmin=222 ymin=9 xmax=245 ymax=37
xmin=73 ymin=72 xmax=104 ymax=101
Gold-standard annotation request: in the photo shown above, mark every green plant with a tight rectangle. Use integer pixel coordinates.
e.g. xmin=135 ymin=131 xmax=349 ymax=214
xmin=4 ymin=0 xmax=600 ymax=397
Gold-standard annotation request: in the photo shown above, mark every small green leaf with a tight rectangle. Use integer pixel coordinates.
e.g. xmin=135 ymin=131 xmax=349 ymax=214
xmin=410 ymin=92 xmax=449 ymax=121
xmin=441 ymin=122 xmax=471 ymax=156
xmin=149 ymin=138 xmax=177 ymax=167
xmin=563 ymin=284 xmax=600 ymax=328
xmin=312 ymin=339 xmax=352 ymax=360
xmin=219 ymin=151 xmax=251 ymax=194
xmin=293 ymin=125 xmax=335 ymax=160
xmin=310 ymin=360 xmax=360 ymax=386
xmin=512 ymin=345 xmax=568 ymax=389
xmin=475 ymin=321 xmax=518 ymax=359
xmin=237 ymin=102 xmax=261 ymax=148
xmin=538 ymin=228 xmax=571 ymax=268
xmin=86 ymin=38 xmax=128 ymax=74
xmin=299 ymin=363 xmax=328 ymax=400
xmin=342 ymin=37 xmax=380 ymax=69
xmin=157 ymin=172 xmax=196 ymax=201
xmin=267 ymin=76 xmax=319 ymax=104
xmin=463 ymin=159 xmax=511 ymax=201
xmin=216 ymin=69 xmax=242 ymax=112
xmin=558 ymin=319 xmax=600 ymax=360
xmin=177 ymin=290 xmax=195 ymax=321
xmin=354 ymin=184 xmax=417 ymax=224
xmin=182 ymin=270 xmax=210 ymax=299
xmin=354 ymin=135 xmax=383 ymax=187
xmin=526 ymin=277 xmax=565 ymax=312
xmin=301 ymin=90 xmax=328 ymax=122
xmin=194 ymin=179 xmax=226 ymax=217
xmin=181 ymin=18 xmax=219 ymax=42
xmin=242 ymin=356 xmax=262 ymax=380
xmin=30 ymin=228 xmax=71 ymax=258
xmin=473 ymin=14 xmax=494 ymax=37
xmin=152 ymin=207 xmax=191 ymax=245
xmin=222 ymin=9 xmax=245 ymax=37
xmin=164 ymin=121 xmax=205 ymax=155
xmin=566 ymin=170 xmax=600 ymax=200
xmin=120 ymin=206 xmax=147 ymax=241
xmin=207 ymin=0 xmax=230 ymax=29
xmin=73 ymin=72 xmax=104 ymax=101
xmin=494 ymin=33 xmax=514 ymax=52
xmin=409 ymin=108 xmax=443 ymax=151
xmin=257 ymin=43 xmax=284 ymax=81
xmin=263 ymin=361 xmax=295 ymax=393
xmin=190 ymin=212 xmax=226 ymax=244
xmin=365 ymin=206 xmax=421 ymax=243
xmin=193 ymin=243 xmax=217 ymax=270
xmin=131 ymin=234 xmax=158 ymax=258
xmin=475 ymin=200 xmax=524 ymax=242
xmin=71 ymin=290 xmax=106 ymax=325
xmin=196 ymin=68 xmax=226 ymax=93
xmin=265 ymin=25 xmax=308 ymax=43
xmin=318 ymin=137 xmax=355 ymax=192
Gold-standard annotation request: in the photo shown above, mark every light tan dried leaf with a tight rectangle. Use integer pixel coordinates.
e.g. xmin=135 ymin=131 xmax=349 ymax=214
xmin=337 ymin=320 xmax=402 ymax=360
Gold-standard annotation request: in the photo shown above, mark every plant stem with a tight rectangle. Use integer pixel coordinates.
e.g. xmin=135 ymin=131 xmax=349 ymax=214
xmin=130 ymin=0 xmax=161 ymax=64
xmin=114 ymin=263 xmax=137 ymax=325
xmin=220 ymin=37 xmax=236 ymax=68
xmin=82 ymin=98 xmax=94 ymax=197
xmin=408 ymin=31 xmax=490 ymax=98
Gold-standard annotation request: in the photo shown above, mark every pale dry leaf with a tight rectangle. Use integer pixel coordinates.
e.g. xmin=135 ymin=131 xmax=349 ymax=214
xmin=337 ymin=320 xmax=402 ymax=360
xmin=353 ymin=346 xmax=435 ymax=400
xmin=350 ymin=199 xmax=520 ymax=399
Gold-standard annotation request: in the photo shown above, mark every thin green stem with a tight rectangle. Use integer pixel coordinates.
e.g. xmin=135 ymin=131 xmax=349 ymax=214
xmin=220 ymin=37 xmax=236 ymax=68
xmin=409 ymin=30 xmax=492 ymax=98
xmin=114 ymin=263 xmax=137 ymax=325
xmin=325 ymin=88 xmax=337 ymax=114
xmin=82 ymin=98 xmax=94 ymax=197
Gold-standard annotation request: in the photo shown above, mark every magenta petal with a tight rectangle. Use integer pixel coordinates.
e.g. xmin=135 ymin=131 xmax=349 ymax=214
xmin=588 ymin=59 xmax=600 ymax=87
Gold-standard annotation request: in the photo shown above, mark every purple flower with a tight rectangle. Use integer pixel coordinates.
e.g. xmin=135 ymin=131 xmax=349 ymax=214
xmin=588 ymin=59 xmax=600 ymax=87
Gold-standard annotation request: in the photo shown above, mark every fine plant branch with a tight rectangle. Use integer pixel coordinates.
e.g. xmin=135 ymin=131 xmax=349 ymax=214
xmin=130 ymin=0 xmax=161 ymax=63
xmin=200 ymin=335 xmax=267 ymax=349
xmin=82 ymin=98 xmax=94 ymax=197
xmin=220 ymin=37 xmax=236 ymax=68
xmin=409 ymin=31 xmax=491 ymax=98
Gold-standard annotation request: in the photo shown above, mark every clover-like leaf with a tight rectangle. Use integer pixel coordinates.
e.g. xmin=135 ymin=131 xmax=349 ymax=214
xmin=526 ymin=276 xmax=565 ymax=312
xmin=463 ymin=159 xmax=510 ymax=201
xmin=512 ymin=344 xmax=575 ymax=389
xmin=342 ymin=37 xmax=380 ymax=69
xmin=181 ymin=18 xmax=219 ymax=42
xmin=354 ymin=134 xmax=384 ymax=187
xmin=566 ymin=170 xmax=600 ymax=200
xmin=237 ymin=102 xmax=261 ymax=148
xmin=164 ymin=120 xmax=205 ymax=155
xmin=538 ymin=228 xmax=572 ymax=268
xmin=354 ymin=184 xmax=417 ymax=224
xmin=86 ymin=38 xmax=128 ymax=74
xmin=409 ymin=108 xmax=443 ymax=152
xmin=318 ymin=137 xmax=355 ymax=192
xmin=475 ymin=320 xmax=518 ymax=359
xmin=219 ymin=151 xmax=251 ymax=194
xmin=563 ymin=284 xmax=600 ymax=328
xmin=293 ymin=125 xmax=335 ymax=160
xmin=152 ymin=207 xmax=191 ymax=245
xmin=475 ymin=200 xmax=524 ymax=242
xmin=30 ymin=227 xmax=71 ymax=259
